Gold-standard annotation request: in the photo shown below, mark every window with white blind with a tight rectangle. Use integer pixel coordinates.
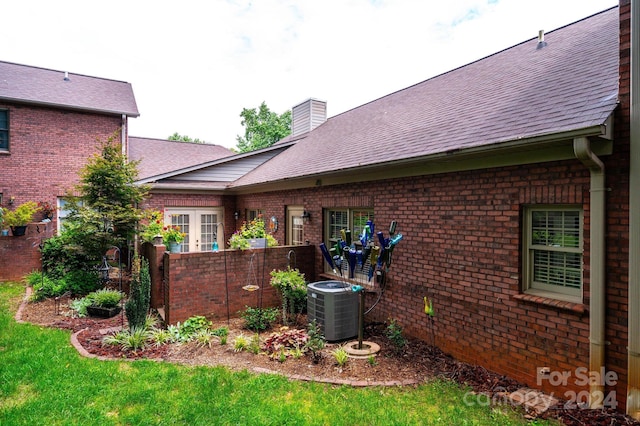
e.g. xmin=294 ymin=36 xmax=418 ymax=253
xmin=523 ymin=206 xmax=583 ymax=301
xmin=324 ymin=208 xmax=374 ymax=277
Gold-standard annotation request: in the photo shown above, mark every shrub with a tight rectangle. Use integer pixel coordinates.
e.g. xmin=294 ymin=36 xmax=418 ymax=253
xmin=87 ymin=288 xmax=123 ymax=308
xmin=103 ymin=326 xmax=150 ymax=352
xmin=64 ymin=270 xmax=102 ymax=295
xmin=180 ymin=315 xmax=212 ymax=336
xmin=305 ymin=320 xmax=326 ymax=363
xmin=241 ymin=306 xmax=279 ymax=332
xmin=385 ymin=318 xmax=407 ymax=354
xmin=26 ymin=271 xmax=66 ymax=301
xmin=69 ymin=297 xmax=93 ymax=317
xmin=125 ymin=256 xmax=151 ymax=329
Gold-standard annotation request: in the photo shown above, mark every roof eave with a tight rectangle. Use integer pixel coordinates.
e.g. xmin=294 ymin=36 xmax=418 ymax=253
xmin=230 ymin=121 xmax=614 ymax=194
xmin=0 ymin=96 xmax=140 ymax=117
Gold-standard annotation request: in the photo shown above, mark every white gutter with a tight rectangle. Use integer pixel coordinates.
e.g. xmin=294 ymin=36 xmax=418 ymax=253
xmin=574 ymin=136 xmax=606 ymax=409
xmin=628 ymin=0 xmax=640 ymax=419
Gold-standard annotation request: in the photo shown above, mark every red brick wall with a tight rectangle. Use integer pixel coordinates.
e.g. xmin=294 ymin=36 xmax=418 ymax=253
xmin=233 ymin=143 xmax=629 ymax=405
xmin=158 ymin=244 xmax=315 ymax=324
xmin=0 ymin=222 xmax=56 ymax=281
xmin=0 ymin=103 xmax=124 ymax=281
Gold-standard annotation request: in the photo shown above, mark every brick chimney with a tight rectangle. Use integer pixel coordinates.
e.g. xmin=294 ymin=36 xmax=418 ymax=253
xmin=291 ymin=98 xmax=326 ymax=136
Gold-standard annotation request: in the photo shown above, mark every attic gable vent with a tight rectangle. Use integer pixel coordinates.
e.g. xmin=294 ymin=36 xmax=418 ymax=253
xmin=292 ymin=98 xmax=327 ymax=136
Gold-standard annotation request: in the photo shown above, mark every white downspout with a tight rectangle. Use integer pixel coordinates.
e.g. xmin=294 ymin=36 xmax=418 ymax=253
xmin=574 ymin=136 xmax=606 ymax=409
xmin=627 ymin=0 xmax=640 ymax=418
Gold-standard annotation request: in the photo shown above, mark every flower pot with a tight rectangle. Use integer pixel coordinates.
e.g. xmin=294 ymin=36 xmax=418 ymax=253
xmin=169 ymin=242 xmax=181 ymax=253
xmin=86 ymin=305 xmax=121 ymax=318
xmin=1 ymin=229 xmax=8 ymax=236
xmin=248 ymin=238 xmax=267 ymax=248
xmin=10 ymin=226 xmax=27 ymax=236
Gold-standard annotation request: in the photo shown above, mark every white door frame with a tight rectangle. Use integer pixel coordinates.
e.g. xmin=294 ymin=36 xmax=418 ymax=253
xmin=164 ymin=208 xmax=224 ymax=252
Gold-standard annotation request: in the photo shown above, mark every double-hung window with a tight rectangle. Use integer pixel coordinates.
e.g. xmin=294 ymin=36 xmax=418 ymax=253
xmin=523 ymin=206 xmax=583 ymax=301
xmin=324 ymin=208 xmax=374 ymax=277
xmin=0 ymin=109 xmax=8 ymax=151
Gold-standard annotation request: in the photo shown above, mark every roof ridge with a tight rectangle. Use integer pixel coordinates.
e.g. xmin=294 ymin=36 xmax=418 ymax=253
xmin=0 ymin=59 xmax=132 ymax=84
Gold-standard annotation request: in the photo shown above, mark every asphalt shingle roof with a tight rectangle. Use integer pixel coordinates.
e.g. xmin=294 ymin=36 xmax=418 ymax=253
xmin=0 ymin=61 xmax=139 ymax=116
xmin=129 ymin=137 xmax=235 ymax=180
xmin=233 ymin=7 xmax=619 ymax=188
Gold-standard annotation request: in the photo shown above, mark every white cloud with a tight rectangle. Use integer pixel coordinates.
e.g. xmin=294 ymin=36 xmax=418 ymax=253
xmin=1 ymin=0 xmax=617 ymax=148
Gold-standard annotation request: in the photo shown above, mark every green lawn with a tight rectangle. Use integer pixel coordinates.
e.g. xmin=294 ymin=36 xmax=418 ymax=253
xmin=0 ymin=281 xmax=554 ymax=425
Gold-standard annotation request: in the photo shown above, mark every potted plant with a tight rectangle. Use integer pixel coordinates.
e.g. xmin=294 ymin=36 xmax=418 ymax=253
xmin=228 ymin=216 xmax=278 ymax=250
xmin=37 ymin=200 xmax=56 ymax=221
xmin=163 ymin=224 xmax=186 ymax=253
xmin=4 ymin=201 xmax=40 ymax=236
xmin=0 ymin=207 xmax=7 ymax=236
xmin=85 ymin=288 xmax=124 ymax=318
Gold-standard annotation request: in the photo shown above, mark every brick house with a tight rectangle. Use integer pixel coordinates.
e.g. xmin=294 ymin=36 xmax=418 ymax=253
xmin=139 ymin=4 xmax=640 ymax=414
xmin=0 ymin=61 xmax=138 ymax=280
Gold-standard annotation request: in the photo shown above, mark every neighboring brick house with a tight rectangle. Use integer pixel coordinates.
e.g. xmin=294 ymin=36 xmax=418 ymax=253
xmin=140 ymin=5 xmax=640 ymax=414
xmin=0 ymin=61 xmax=138 ymax=280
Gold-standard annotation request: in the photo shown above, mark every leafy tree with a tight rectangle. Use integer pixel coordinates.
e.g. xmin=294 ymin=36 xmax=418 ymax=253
xmin=63 ymin=134 xmax=149 ymax=262
xmin=235 ymin=101 xmax=291 ymax=153
xmin=167 ymin=132 xmax=204 ymax=144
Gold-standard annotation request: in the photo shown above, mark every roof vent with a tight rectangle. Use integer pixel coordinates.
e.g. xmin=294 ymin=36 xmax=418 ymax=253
xmin=537 ymin=30 xmax=547 ymax=49
xmin=64 ymin=71 xmax=70 ymax=81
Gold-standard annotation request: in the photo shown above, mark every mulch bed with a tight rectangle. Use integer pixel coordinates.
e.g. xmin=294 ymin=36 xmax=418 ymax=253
xmin=17 ymin=296 xmax=640 ymax=425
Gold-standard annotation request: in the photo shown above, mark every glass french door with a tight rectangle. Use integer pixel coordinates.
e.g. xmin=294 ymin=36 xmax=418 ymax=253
xmin=164 ymin=208 xmax=223 ymax=252
xmin=286 ymin=206 xmax=305 ymax=246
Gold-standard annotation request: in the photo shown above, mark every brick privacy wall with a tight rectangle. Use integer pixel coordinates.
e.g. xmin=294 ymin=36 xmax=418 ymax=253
xmin=0 ymin=103 xmax=123 ymax=282
xmin=158 ymin=245 xmax=315 ymax=324
xmin=235 ymin=144 xmax=629 ymax=403
xmin=0 ymin=222 xmax=56 ymax=281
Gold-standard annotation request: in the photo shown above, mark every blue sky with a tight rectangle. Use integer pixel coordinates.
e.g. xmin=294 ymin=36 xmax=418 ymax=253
xmin=2 ymin=0 xmax=616 ymax=149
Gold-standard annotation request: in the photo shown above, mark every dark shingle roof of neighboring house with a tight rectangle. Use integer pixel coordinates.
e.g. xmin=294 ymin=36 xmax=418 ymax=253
xmin=232 ymin=7 xmax=619 ymax=189
xmin=0 ymin=61 xmax=139 ymax=116
xmin=129 ymin=137 xmax=235 ymax=181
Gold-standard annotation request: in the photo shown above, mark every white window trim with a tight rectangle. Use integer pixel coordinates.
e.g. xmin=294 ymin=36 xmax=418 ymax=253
xmin=164 ymin=208 xmax=224 ymax=253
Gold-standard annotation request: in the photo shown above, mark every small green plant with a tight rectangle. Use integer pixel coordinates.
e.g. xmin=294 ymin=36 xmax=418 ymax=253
xmin=367 ymin=355 xmax=378 ymax=366
xmin=194 ymin=329 xmax=214 ymax=348
xmin=233 ymin=334 xmax=249 ymax=352
xmin=87 ymin=288 xmax=123 ymax=308
xmin=305 ymin=320 xmax=326 ymax=363
xmin=241 ymin=306 xmax=279 ymax=331
xmin=385 ymin=318 xmax=407 ymax=354
xmin=103 ymin=326 xmax=150 ymax=352
xmin=277 ymin=349 xmax=287 ymax=363
xmin=291 ymin=345 xmax=304 ymax=359
xmin=149 ymin=328 xmax=173 ymax=346
xmin=212 ymin=326 xmax=229 ymax=345
xmin=249 ymin=334 xmax=261 ymax=354
xmin=332 ymin=347 xmax=349 ymax=367
xmin=180 ymin=315 xmax=212 ymax=336
xmin=69 ymin=297 xmax=93 ymax=317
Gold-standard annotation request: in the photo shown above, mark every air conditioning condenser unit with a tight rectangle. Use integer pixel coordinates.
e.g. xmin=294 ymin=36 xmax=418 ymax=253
xmin=307 ymin=280 xmax=358 ymax=341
